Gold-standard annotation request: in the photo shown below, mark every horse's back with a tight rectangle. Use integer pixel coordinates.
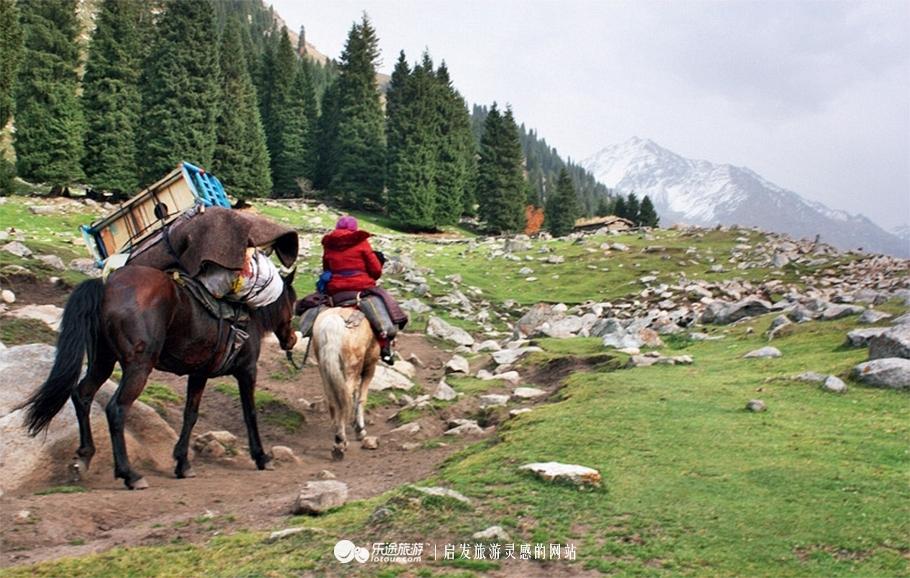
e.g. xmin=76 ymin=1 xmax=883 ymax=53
xmin=312 ymin=307 xmax=377 ymax=359
xmin=104 ymin=266 xmax=178 ymax=313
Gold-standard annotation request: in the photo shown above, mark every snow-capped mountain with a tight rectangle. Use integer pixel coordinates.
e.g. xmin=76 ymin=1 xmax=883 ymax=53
xmin=582 ymin=137 xmax=910 ymax=258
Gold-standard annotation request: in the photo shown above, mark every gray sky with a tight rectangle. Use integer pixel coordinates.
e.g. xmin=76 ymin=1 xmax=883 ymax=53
xmin=270 ymin=0 xmax=910 ymax=230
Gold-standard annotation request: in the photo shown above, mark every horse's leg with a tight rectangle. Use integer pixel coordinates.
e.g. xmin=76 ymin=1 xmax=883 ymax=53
xmin=353 ymin=351 xmax=377 ymax=441
xmin=173 ymin=374 xmax=206 ymax=479
xmin=236 ymin=368 xmax=273 ymax=471
xmin=70 ymin=345 xmax=116 ymax=481
xmin=105 ymin=362 xmax=153 ymax=490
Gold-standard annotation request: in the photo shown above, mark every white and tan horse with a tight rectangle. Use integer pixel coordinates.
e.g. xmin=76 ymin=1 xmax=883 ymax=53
xmin=311 ymin=307 xmax=379 ymax=460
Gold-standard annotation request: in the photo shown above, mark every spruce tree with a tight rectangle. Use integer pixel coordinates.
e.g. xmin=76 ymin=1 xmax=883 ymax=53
xmin=595 ymin=196 xmax=612 ymax=217
xmin=626 ymin=192 xmax=641 ymax=225
xmin=476 ymin=104 xmax=526 ymax=233
xmin=545 ymin=167 xmax=580 ymax=237
xmin=14 ymin=0 xmax=84 ymax=189
xmin=613 ymin=195 xmax=627 ymax=219
xmin=212 ymin=18 xmax=271 ymax=200
xmin=81 ymin=0 xmax=142 ymax=194
xmin=329 ymin=15 xmax=385 ymax=207
xmin=433 ymin=61 xmax=474 ymax=225
xmin=262 ymin=28 xmax=305 ymax=196
xmin=639 ymin=195 xmax=659 ymax=227
xmin=139 ymin=0 xmax=220 ymax=184
xmin=298 ymin=59 xmax=319 ymax=183
xmin=314 ymin=78 xmax=340 ymax=191
xmin=0 ymin=0 xmax=23 ymax=129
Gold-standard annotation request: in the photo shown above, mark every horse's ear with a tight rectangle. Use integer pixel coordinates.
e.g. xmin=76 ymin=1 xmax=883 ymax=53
xmin=280 ymin=265 xmax=296 ymax=284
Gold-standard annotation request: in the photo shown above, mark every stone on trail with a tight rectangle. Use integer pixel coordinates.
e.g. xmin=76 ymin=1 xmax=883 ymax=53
xmin=389 ymin=422 xmax=421 ymax=436
xmin=851 ymin=359 xmax=910 ymax=390
xmin=369 ymin=365 xmax=415 ymax=391
xmin=293 ymin=480 xmax=349 ymax=515
xmin=413 ymin=486 xmax=472 ymax=505
xmin=512 ymin=387 xmax=546 ymax=399
xmin=271 ymin=445 xmax=299 ymax=463
xmin=400 ymin=298 xmax=431 ymax=314
xmin=1 ymin=289 xmax=15 ymax=304
xmin=479 ymin=394 xmax=510 ymax=408
xmin=445 ymin=354 xmax=470 ymax=374
xmin=821 ymin=304 xmax=865 ymax=321
xmin=743 ymin=346 xmax=782 ymax=359
xmin=745 ymin=399 xmax=767 ymax=412
xmin=491 ymin=346 xmax=542 ymax=366
xmin=859 ymin=310 xmax=892 ymax=324
xmin=6 ymin=304 xmax=64 ymax=331
xmin=432 ymin=379 xmax=458 ymax=401
xmin=391 ymin=359 xmax=417 ymax=379
xmin=822 ymin=376 xmax=847 ymax=394
xmin=427 ymin=316 xmax=475 ymax=346
xmin=444 ymin=421 xmax=484 ymax=436
xmin=868 ymin=326 xmax=910 ymax=360
xmin=473 ymin=525 xmax=511 ymax=541
xmin=520 ymin=462 xmax=602 ymax=486
xmin=491 ymin=370 xmax=521 ymax=385
xmin=361 ymin=436 xmax=379 ymax=450
xmin=35 ymin=254 xmax=66 ymax=270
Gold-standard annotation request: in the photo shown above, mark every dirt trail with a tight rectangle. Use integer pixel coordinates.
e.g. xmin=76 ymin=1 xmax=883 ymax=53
xmin=0 ymin=333 xmax=473 ymax=568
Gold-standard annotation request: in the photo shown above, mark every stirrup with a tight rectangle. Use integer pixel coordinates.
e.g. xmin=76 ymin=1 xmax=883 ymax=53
xmin=380 ymin=346 xmax=394 ymax=365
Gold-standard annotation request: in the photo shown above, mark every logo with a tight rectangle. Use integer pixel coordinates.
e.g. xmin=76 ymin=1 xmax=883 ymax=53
xmin=334 ymin=540 xmax=370 ymax=564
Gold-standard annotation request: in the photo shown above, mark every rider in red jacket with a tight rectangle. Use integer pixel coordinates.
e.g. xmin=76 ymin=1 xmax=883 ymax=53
xmin=321 ymin=216 xmax=392 ymax=363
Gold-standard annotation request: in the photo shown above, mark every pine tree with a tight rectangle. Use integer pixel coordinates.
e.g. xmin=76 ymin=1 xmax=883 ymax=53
xmin=298 ymin=59 xmax=319 ymax=182
xmin=476 ymin=103 xmax=526 ymax=233
xmin=626 ymin=192 xmax=641 ymax=225
xmin=262 ymin=28 xmax=306 ymax=196
xmin=139 ymin=0 xmax=220 ymax=184
xmin=0 ymin=0 xmax=23 ymax=129
xmin=313 ymin=78 xmax=341 ymax=191
xmin=329 ymin=15 xmax=385 ymax=207
xmin=639 ymin=195 xmax=659 ymax=227
xmin=433 ymin=61 xmax=474 ymax=225
xmin=14 ymin=0 xmax=84 ymax=189
xmin=613 ymin=195 xmax=627 ymax=219
xmin=212 ymin=18 xmax=271 ymax=200
xmin=81 ymin=0 xmax=142 ymax=194
xmin=545 ymin=167 xmax=580 ymax=237
xmin=595 ymin=196 xmax=612 ymax=217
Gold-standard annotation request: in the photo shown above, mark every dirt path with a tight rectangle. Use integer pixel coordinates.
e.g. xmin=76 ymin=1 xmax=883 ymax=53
xmin=0 ymin=333 xmax=476 ymax=568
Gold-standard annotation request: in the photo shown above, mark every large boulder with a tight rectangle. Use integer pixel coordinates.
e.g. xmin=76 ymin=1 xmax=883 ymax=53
xmin=426 ymin=316 xmax=474 ymax=347
xmin=0 ymin=344 xmax=178 ymax=493
xmin=868 ymin=326 xmax=910 ymax=360
xmin=851 ymin=358 xmax=910 ymax=390
xmin=845 ymin=328 xmax=890 ymax=348
xmin=703 ymin=298 xmax=773 ymax=325
xmin=514 ymin=303 xmax=560 ymax=338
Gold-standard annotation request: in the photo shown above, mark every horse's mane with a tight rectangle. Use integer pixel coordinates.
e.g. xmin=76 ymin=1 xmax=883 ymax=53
xmin=250 ymin=277 xmax=295 ymax=332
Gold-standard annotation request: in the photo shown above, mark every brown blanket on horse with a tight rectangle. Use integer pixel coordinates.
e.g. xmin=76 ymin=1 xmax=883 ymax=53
xmin=128 ymin=207 xmax=298 ymax=276
xmin=296 ymin=287 xmax=408 ymax=328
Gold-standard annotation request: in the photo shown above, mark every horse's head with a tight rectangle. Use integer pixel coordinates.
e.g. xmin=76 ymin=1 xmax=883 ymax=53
xmin=273 ymin=267 xmax=298 ymax=351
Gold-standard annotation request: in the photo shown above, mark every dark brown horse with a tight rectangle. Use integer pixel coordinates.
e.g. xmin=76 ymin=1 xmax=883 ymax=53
xmin=22 ymin=265 xmax=297 ymax=489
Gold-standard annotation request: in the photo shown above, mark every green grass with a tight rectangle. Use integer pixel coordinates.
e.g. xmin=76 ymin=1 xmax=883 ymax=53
xmin=138 ymin=383 xmax=183 ymax=417
xmin=213 ymin=383 xmax=304 ymax=433
xmin=0 ymin=317 xmax=57 ymax=346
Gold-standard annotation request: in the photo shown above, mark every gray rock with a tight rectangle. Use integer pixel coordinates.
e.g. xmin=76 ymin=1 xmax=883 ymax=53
xmin=509 ymin=408 xmax=532 ymax=417
xmin=852 ymin=358 xmax=910 ymax=389
xmin=293 ymin=480 xmax=349 ymax=515
xmin=400 ymin=298 xmax=431 ymax=314
xmin=794 ymin=372 xmax=827 ymax=383
xmin=713 ymin=298 xmax=773 ymax=324
xmin=444 ymin=355 xmax=470 ymax=374
xmin=520 ymin=462 xmax=601 ymax=486
xmin=743 ymin=346 xmax=782 ymax=359
xmin=491 ymin=347 xmax=541 ymax=366
xmin=361 ymin=436 xmax=379 ymax=450
xmin=267 ymin=527 xmax=310 ymax=543
xmin=389 ymin=422 xmax=421 ymax=435
xmin=0 ymin=289 xmax=14 ymax=304
xmin=745 ymin=399 xmax=767 ymax=412
xmin=427 ymin=316 xmax=475 ymax=346
xmin=821 ymin=304 xmax=865 ymax=321
xmin=2 ymin=241 xmax=32 ymax=258
xmin=473 ymin=339 xmax=501 ymax=352
xmin=472 ymin=526 xmax=511 ymax=541
xmin=822 ymin=376 xmax=847 ymax=394
xmin=271 ymin=445 xmax=298 ymax=463
xmin=391 ymin=360 xmax=417 ymax=379
xmin=413 ymin=485 xmax=472 ymax=505
xmin=512 ymin=387 xmax=546 ymax=399
xmin=69 ymin=258 xmax=101 ymax=277
xmin=771 ymin=253 xmax=790 ymax=268
xmin=845 ymin=328 xmax=890 ymax=348
xmin=868 ymin=326 xmax=910 ymax=360
xmin=6 ymin=304 xmax=64 ymax=331
xmin=539 ymin=315 xmax=585 ymax=338
xmin=786 ymin=305 xmax=818 ymax=323
xmin=479 ymin=394 xmax=510 ymax=408
xmin=369 ymin=365 xmax=415 ymax=391
xmin=444 ymin=422 xmax=485 ymax=436
xmin=766 ymin=315 xmax=792 ymax=340
xmin=858 ymin=310 xmax=892 ymax=324
xmin=432 ymin=379 xmax=458 ymax=401
xmin=35 ymin=254 xmax=66 ymax=270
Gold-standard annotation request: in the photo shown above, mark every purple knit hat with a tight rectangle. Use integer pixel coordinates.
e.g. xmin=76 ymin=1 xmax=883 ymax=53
xmin=335 ymin=216 xmax=358 ymax=231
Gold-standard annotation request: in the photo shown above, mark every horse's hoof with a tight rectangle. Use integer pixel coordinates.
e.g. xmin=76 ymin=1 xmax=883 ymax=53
xmin=69 ymin=460 xmax=87 ymax=482
xmin=128 ymin=477 xmax=149 ymax=490
xmin=331 ymin=447 xmax=346 ymax=461
xmin=354 ymin=429 xmax=366 ymax=441
xmin=176 ymin=467 xmax=196 ymax=479
xmin=261 ymin=460 xmax=275 ymax=471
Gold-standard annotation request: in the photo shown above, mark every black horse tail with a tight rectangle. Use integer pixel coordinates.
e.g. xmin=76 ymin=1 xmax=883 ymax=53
xmin=23 ymin=278 xmax=104 ymax=436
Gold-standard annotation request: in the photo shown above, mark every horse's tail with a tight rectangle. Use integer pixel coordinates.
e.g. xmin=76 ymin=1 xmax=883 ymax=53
xmin=23 ymin=278 xmax=105 ymax=436
xmin=315 ymin=313 xmax=352 ymax=424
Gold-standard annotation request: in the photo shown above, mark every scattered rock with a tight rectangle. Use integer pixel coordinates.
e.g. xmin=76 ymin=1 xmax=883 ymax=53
xmin=491 ymin=347 xmax=541 ymax=366
xmin=868 ymin=326 xmax=910 ymax=360
xmin=743 ymin=346 xmax=782 ymax=359
xmin=389 ymin=422 xmax=421 ymax=436
xmin=444 ymin=355 xmax=470 ymax=374
xmin=444 ymin=421 xmax=484 ymax=436
xmin=822 ymin=376 xmax=847 ymax=394
xmin=520 ymin=462 xmax=601 ymax=486
xmin=412 ymin=486 xmax=472 ymax=505
xmin=369 ymin=365 xmax=415 ymax=391
xmin=271 ymin=445 xmax=298 ymax=463
xmin=432 ymin=379 xmax=458 ymax=401
xmin=851 ymin=358 xmax=910 ymax=390
xmin=0 ymin=289 xmax=14 ymax=304
xmin=472 ymin=525 xmax=511 ymax=541
xmin=400 ymin=298 xmax=431 ymax=314
xmin=845 ymin=328 xmax=889 ymax=348
xmin=794 ymin=372 xmax=827 ymax=383
xmin=2 ymin=241 xmax=32 ymax=258
xmin=427 ymin=316 xmax=475 ymax=346
xmin=512 ymin=387 xmax=546 ymax=399
xmin=821 ymin=304 xmax=865 ymax=321
xmin=509 ymin=408 xmax=532 ymax=417
xmin=479 ymin=394 xmax=510 ymax=408
xmin=361 ymin=436 xmax=379 ymax=450
xmin=35 ymin=254 xmax=66 ymax=270
xmin=267 ymin=527 xmax=308 ymax=543
xmin=391 ymin=360 xmax=417 ymax=379
xmin=745 ymin=399 xmax=767 ymax=412
xmin=293 ymin=480 xmax=349 ymax=515
xmin=6 ymin=304 xmax=64 ymax=331
xmin=316 ymin=470 xmax=336 ymax=480
xmin=858 ymin=310 xmax=892 ymax=324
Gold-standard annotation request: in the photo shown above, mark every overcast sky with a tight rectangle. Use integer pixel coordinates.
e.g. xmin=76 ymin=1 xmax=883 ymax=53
xmin=270 ymin=0 xmax=910 ymax=230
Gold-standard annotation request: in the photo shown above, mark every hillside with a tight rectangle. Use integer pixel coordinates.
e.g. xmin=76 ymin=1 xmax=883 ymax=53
xmin=1 ymin=196 xmax=909 ymax=576
xmin=582 ymin=137 xmax=909 ymax=258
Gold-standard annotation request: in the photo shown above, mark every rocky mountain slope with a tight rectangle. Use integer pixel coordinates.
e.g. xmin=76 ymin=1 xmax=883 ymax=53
xmin=582 ymin=137 xmax=909 ymax=258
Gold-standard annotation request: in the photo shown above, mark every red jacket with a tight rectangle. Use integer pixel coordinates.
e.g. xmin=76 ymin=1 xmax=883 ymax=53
xmin=321 ymin=229 xmax=383 ymax=295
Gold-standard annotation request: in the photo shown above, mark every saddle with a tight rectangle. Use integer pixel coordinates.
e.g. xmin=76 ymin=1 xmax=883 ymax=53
xmin=170 ymin=271 xmax=250 ymax=375
xmin=296 ymin=290 xmax=397 ymax=341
